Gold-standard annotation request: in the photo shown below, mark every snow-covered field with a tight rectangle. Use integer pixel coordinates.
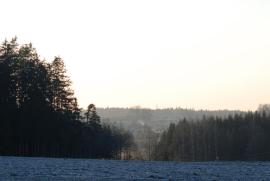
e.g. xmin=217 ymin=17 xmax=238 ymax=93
xmin=0 ymin=156 xmax=270 ymax=180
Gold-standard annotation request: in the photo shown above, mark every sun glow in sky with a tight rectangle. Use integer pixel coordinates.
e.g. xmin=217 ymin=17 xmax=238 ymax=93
xmin=1 ymin=0 xmax=270 ymax=110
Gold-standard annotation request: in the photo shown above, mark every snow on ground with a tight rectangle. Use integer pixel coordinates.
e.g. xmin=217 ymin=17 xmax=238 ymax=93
xmin=0 ymin=156 xmax=270 ymax=180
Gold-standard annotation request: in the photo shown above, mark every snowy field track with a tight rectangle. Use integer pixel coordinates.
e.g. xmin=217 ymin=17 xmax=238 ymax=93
xmin=0 ymin=156 xmax=270 ymax=180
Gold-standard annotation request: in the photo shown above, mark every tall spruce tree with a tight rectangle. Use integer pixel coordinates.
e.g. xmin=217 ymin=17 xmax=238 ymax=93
xmin=85 ymin=104 xmax=101 ymax=126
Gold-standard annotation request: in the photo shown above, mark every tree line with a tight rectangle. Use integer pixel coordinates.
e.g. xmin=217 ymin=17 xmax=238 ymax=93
xmin=0 ymin=38 xmax=133 ymax=159
xmin=153 ymin=111 xmax=270 ymax=161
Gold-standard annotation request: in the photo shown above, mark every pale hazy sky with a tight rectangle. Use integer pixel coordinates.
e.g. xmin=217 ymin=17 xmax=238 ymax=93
xmin=1 ymin=0 xmax=270 ymax=110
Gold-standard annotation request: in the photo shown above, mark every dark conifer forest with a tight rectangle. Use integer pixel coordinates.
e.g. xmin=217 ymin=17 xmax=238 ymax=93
xmin=0 ymin=38 xmax=133 ymax=158
xmin=153 ymin=112 xmax=270 ymax=161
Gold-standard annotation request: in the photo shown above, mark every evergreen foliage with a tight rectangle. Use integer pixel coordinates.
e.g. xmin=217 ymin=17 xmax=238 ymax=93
xmin=154 ymin=111 xmax=270 ymax=161
xmin=0 ymin=38 xmax=132 ymax=158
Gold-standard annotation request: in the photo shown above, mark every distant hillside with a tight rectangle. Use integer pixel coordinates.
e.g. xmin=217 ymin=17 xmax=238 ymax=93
xmin=96 ymin=107 xmax=243 ymax=132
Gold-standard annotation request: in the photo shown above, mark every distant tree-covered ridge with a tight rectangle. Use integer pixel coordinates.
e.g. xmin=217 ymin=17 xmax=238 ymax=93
xmin=0 ymin=37 xmax=133 ymax=158
xmin=154 ymin=111 xmax=270 ymax=161
xmin=96 ymin=107 xmax=243 ymax=133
